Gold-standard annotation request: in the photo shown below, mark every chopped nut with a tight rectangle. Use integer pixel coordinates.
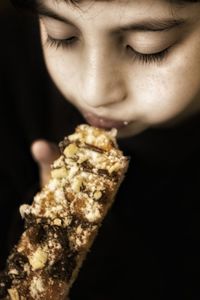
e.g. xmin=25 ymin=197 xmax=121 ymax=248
xmin=30 ymin=277 xmax=45 ymax=298
xmin=53 ymin=156 xmax=64 ymax=169
xmin=8 ymin=269 xmax=19 ymax=276
xmin=53 ymin=218 xmax=62 ymax=226
xmin=64 ymin=143 xmax=78 ymax=157
xmin=51 ymin=167 xmax=68 ymax=179
xmin=76 ymin=225 xmax=83 ymax=234
xmin=17 ymin=246 xmax=25 ymax=253
xmin=71 ymin=177 xmax=83 ymax=193
xmin=68 ymin=133 xmax=80 ymax=141
xmin=78 ymin=155 xmax=88 ymax=164
xmin=19 ymin=204 xmax=30 ymax=219
xmin=109 ymin=162 xmax=121 ymax=174
xmin=63 ymin=216 xmax=72 ymax=227
xmin=8 ymin=288 xmax=20 ymax=300
xmin=94 ymin=191 xmax=102 ymax=200
xmin=24 ymin=263 xmax=31 ymax=275
xmin=85 ymin=135 xmax=95 ymax=144
xmin=28 ymin=247 xmax=48 ymax=271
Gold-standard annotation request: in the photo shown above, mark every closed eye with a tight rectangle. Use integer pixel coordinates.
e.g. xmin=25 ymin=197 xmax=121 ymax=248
xmin=45 ymin=35 xmax=171 ymax=65
xmin=127 ymin=45 xmax=170 ymax=64
xmin=45 ymin=35 xmax=78 ymax=49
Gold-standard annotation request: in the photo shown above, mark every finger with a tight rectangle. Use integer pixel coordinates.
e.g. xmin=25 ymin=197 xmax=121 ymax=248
xmin=31 ymin=140 xmax=60 ymax=187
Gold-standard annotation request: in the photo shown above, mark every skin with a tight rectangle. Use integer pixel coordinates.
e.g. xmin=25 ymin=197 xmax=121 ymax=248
xmin=38 ymin=0 xmax=200 ymax=138
xmin=31 ymin=0 xmax=200 ymax=184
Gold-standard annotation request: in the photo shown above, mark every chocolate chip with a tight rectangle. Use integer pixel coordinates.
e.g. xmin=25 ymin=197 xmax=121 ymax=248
xmin=69 ymin=217 xmax=96 ymax=232
xmin=28 ymin=225 xmax=46 ymax=244
xmin=96 ymin=191 xmax=109 ymax=204
xmin=45 ymin=226 xmax=69 ymax=249
xmin=24 ymin=213 xmax=47 ymax=229
xmin=8 ymin=250 xmax=29 ymax=280
xmin=97 ymin=169 xmax=110 ymax=177
xmin=48 ymin=251 xmax=77 ymax=281
xmin=65 ymin=252 xmax=78 ymax=281
xmin=24 ymin=213 xmax=36 ymax=229
xmin=84 ymin=143 xmax=105 ymax=153
xmin=0 ymin=273 xmax=11 ymax=298
xmin=81 ymin=160 xmax=94 ymax=172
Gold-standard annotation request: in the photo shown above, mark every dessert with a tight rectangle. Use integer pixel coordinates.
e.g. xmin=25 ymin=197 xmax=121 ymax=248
xmin=0 ymin=124 xmax=129 ymax=299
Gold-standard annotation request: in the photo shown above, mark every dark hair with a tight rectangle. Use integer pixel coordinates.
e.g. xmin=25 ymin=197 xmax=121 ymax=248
xmin=10 ymin=0 xmax=37 ymax=11
xmin=10 ymin=0 xmax=200 ymax=11
xmin=10 ymin=0 xmax=80 ymax=11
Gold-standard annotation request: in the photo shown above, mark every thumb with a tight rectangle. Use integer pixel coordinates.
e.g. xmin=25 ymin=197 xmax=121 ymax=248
xmin=31 ymin=140 xmax=60 ymax=188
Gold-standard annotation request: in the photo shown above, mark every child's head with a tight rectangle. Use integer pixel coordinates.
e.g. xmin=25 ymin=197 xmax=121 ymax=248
xmin=12 ymin=0 xmax=200 ymax=137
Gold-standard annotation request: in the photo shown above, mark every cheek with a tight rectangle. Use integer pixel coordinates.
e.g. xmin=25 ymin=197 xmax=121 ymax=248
xmin=43 ymin=48 xmax=81 ymax=105
xmin=40 ymin=22 xmax=79 ymax=102
xmin=131 ymin=45 xmax=200 ymax=124
xmin=44 ymin=52 xmax=77 ymax=87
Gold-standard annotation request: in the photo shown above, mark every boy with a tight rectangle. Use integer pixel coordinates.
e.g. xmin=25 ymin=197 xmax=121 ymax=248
xmin=6 ymin=0 xmax=200 ymax=298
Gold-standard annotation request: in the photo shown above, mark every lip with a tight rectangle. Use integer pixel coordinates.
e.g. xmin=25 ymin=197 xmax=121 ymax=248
xmin=82 ymin=111 xmax=129 ymax=130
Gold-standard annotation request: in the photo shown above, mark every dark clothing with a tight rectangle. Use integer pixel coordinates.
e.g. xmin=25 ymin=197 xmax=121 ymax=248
xmin=0 ymin=4 xmax=200 ymax=299
xmin=70 ymin=117 xmax=200 ymax=300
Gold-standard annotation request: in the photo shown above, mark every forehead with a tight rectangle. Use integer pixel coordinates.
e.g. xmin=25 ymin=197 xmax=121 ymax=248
xmin=40 ymin=0 xmax=188 ymax=6
xmin=37 ymin=0 xmax=189 ymax=19
xmin=37 ymin=0 xmax=183 ymax=11
xmin=37 ymin=0 xmax=200 ymax=30
xmin=49 ymin=0 xmax=190 ymax=5
xmin=37 ymin=0 xmax=192 ymax=15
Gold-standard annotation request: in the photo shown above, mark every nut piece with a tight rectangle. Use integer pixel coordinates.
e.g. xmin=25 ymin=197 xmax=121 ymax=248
xmin=64 ymin=143 xmax=78 ymax=157
xmin=109 ymin=162 xmax=121 ymax=174
xmin=68 ymin=133 xmax=80 ymax=142
xmin=8 ymin=269 xmax=19 ymax=276
xmin=94 ymin=191 xmax=102 ymax=200
xmin=8 ymin=288 xmax=20 ymax=300
xmin=71 ymin=177 xmax=83 ymax=193
xmin=28 ymin=247 xmax=48 ymax=271
xmin=53 ymin=218 xmax=62 ymax=226
xmin=19 ymin=204 xmax=30 ymax=219
xmin=51 ymin=167 xmax=68 ymax=179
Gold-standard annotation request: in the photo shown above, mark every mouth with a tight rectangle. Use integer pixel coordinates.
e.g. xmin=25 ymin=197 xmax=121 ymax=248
xmin=82 ymin=111 xmax=130 ymax=130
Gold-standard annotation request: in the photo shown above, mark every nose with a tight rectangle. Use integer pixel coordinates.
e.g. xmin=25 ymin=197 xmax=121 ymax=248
xmin=80 ymin=45 xmax=127 ymax=108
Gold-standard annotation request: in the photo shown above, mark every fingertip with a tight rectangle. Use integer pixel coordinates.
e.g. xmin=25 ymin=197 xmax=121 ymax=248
xmin=31 ymin=140 xmax=49 ymax=162
xmin=31 ymin=140 xmax=59 ymax=163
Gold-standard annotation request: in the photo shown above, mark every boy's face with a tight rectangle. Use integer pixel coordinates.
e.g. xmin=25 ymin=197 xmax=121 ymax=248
xmin=39 ymin=0 xmax=200 ymax=137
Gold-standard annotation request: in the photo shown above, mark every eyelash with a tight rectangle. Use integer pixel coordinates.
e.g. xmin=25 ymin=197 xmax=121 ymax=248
xmin=127 ymin=46 xmax=169 ymax=64
xmin=46 ymin=35 xmax=77 ymax=49
xmin=46 ymin=35 xmax=170 ymax=64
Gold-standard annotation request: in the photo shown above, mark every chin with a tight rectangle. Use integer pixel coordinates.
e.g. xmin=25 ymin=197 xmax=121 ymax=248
xmin=117 ymin=123 xmax=148 ymax=139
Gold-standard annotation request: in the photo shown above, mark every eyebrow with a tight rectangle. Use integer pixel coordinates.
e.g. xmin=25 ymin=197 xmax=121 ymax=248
xmin=37 ymin=2 xmax=186 ymax=32
xmin=120 ymin=19 xmax=186 ymax=32
xmin=37 ymin=2 xmax=74 ymax=25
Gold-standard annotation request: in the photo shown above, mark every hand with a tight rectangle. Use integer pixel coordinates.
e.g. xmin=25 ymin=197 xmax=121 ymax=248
xmin=31 ymin=140 xmax=60 ymax=188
